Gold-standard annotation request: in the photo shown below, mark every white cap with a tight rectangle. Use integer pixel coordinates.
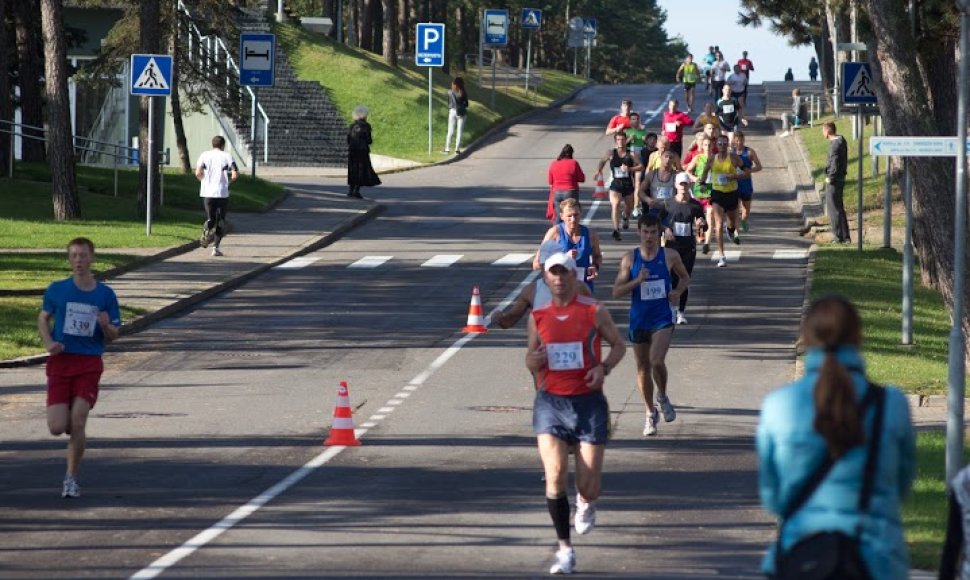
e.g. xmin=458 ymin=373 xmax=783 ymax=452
xmin=544 ymin=252 xmax=577 ymax=272
xmin=675 ymin=172 xmax=691 ymax=185
xmin=538 ymin=240 xmax=560 ymax=264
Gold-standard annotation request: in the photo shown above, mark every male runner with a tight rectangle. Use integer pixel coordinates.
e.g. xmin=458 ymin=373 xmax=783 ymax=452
xmin=526 ymin=252 xmax=626 ymax=574
xmin=736 ymin=51 xmax=754 ymax=79
xmin=726 ymin=64 xmax=749 ymax=109
xmin=715 ymin=85 xmax=747 ymax=143
xmin=611 ymin=215 xmax=689 ymax=436
xmin=605 ymin=100 xmax=633 ymax=137
xmin=660 ymin=99 xmax=693 ymax=158
xmin=195 ymin=135 xmax=239 ymax=256
xmin=675 ymin=54 xmax=701 ymax=113
xmin=38 ymin=237 xmax=121 ymax=498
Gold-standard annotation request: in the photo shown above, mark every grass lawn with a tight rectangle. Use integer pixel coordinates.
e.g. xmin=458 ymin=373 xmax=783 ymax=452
xmin=0 ymin=253 xmax=138 ymax=290
xmin=904 ymin=429 xmax=965 ymax=570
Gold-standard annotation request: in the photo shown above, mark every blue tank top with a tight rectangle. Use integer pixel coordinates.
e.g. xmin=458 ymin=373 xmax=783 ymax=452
xmin=557 ymin=223 xmax=594 ymax=291
xmin=628 ymin=247 xmax=675 ymax=331
xmin=736 ymin=146 xmax=753 ymax=195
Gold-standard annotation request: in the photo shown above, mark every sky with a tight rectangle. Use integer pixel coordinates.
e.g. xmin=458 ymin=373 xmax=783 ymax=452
xmin=657 ymin=0 xmax=817 ymax=83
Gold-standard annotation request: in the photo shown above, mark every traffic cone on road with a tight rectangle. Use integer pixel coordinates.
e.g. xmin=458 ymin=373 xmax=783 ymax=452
xmin=592 ymin=175 xmax=608 ymax=199
xmin=323 ymin=381 xmax=361 ymax=446
xmin=462 ymin=285 xmax=488 ymax=334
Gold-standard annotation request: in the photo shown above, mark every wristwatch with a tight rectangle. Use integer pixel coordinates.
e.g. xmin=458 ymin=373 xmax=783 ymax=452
xmin=600 ymin=362 xmax=611 ymax=376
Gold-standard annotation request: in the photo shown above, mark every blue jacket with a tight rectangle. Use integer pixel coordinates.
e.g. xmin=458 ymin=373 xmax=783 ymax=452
xmin=756 ymin=346 xmax=916 ymax=578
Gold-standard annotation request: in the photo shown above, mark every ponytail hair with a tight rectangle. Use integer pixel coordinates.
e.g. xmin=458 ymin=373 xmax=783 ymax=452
xmin=801 ymin=295 xmax=865 ymax=458
xmin=558 ymin=144 xmax=574 ymax=160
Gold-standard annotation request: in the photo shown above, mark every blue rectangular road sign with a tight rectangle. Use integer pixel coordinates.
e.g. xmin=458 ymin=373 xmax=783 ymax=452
xmin=484 ymin=9 xmax=508 ymax=45
xmin=416 ymin=23 xmax=445 ymax=67
xmin=584 ymin=18 xmax=597 ymax=36
xmin=521 ymin=8 xmax=542 ymax=30
xmin=842 ymin=62 xmax=877 ymax=105
xmin=130 ymin=54 xmax=172 ymax=96
xmin=240 ymin=33 xmax=276 ymax=87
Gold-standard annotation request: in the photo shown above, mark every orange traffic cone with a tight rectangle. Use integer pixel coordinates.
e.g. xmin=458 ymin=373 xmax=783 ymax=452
xmin=592 ymin=175 xmax=608 ymax=199
xmin=462 ymin=285 xmax=488 ymax=334
xmin=324 ymin=381 xmax=361 ymax=446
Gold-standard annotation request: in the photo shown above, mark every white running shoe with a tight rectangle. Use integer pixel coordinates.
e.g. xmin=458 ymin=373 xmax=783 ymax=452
xmin=642 ymin=408 xmax=659 ymax=436
xmin=62 ymin=476 xmax=80 ymax=499
xmin=716 ymin=257 xmax=727 ymax=268
xmin=574 ymin=495 xmax=596 ymax=535
xmin=211 ymin=247 xmax=223 ymax=257
xmin=550 ymin=547 xmax=576 ymax=575
xmin=657 ymin=394 xmax=677 ymax=423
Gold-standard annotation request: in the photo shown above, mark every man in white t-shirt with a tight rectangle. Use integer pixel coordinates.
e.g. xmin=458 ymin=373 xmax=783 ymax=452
xmin=194 ymin=136 xmax=239 ymax=256
xmin=726 ymin=64 xmax=750 ymax=108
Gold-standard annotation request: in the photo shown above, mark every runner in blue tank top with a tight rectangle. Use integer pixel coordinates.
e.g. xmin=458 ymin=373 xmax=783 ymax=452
xmin=731 ymin=131 xmax=762 ymax=233
xmin=533 ymin=198 xmax=603 ymax=293
xmin=612 ymin=214 xmax=689 ymax=437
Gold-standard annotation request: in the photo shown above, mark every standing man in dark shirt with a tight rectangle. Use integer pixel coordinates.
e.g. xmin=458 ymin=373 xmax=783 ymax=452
xmin=823 ymin=121 xmax=850 ymax=243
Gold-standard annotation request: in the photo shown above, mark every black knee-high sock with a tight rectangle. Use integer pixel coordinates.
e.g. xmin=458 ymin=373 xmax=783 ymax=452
xmin=546 ymin=494 xmax=571 ymax=542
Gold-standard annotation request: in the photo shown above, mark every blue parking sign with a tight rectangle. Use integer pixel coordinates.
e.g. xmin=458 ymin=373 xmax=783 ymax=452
xmin=416 ymin=23 xmax=445 ymax=67
xmin=521 ymin=8 xmax=541 ymax=30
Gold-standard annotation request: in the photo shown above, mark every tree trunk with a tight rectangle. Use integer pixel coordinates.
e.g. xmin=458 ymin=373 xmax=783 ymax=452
xmin=861 ymin=0 xmax=970 ymax=364
xmin=360 ymin=0 xmax=373 ymax=51
xmin=396 ymin=0 xmax=408 ymax=55
xmin=350 ymin=0 xmax=359 ymax=47
xmin=170 ymin=30 xmax=191 ymax=173
xmin=138 ymin=0 xmax=161 ymax=218
xmin=0 ymin=0 xmax=11 ymax=178
xmin=40 ymin=0 xmax=79 ymax=220
xmin=14 ymin=0 xmax=45 ymax=163
xmin=381 ymin=0 xmax=396 ymax=65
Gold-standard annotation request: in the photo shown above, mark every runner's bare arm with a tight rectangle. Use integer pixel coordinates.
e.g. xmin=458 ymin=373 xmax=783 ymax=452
xmin=666 ymin=251 xmax=690 ymax=305
xmin=611 ymin=251 xmax=644 ymax=298
xmin=532 ymin=226 xmax=559 ymax=270
xmin=584 ymin=305 xmax=627 ymax=390
xmin=587 ymin=231 xmax=604 ymax=280
xmin=525 ymin=314 xmax=547 ymax=374
xmin=493 ymin=285 xmax=535 ymax=329
xmin=37 ymin=310 xmax=63 ymax=355
xmin=97 ymin=311 xmax=120 ymax=343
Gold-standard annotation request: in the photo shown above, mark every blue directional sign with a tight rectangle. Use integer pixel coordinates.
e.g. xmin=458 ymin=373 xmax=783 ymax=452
xmin=415 ymin=23 xmax=445 ymax=67
xmin=240 ymin=33 xmax=276 ymax=87
xmin=484 ymin=9 xmax=509 ymax=45
xmin=130 ymin=54 xmax=172 ymax=96
xmin=842 ymin=62 xmax=877 ymax=105
xmin=521 ymin=8 xmax=542 ymax=30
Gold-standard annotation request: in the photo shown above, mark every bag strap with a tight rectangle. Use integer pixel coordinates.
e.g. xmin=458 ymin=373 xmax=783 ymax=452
xmin=857 ymin=383 xmax=887 ymax=513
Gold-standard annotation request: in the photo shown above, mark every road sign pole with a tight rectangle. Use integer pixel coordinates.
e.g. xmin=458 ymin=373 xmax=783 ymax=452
xmin=146 ymin=97 xmax=153 ymax=236
xmin=478 ymin=15 xmax=483 ymax=85
xmin=525 ymin=30 xmax=532 ymax=93
xmin=491 ymin=50 xmax=496 ymax=108
xmin=856 ymin=105 xmax=863 ymax=252
xmin=903 ymin=160 xmax=914 ymax=345
xmin=883 ymin=156 xmax=892 ymax=248
xmin=252 ymin=88 xmax=258 ymax=179
xmin=428 ymin=67 xmax=433 ymax=154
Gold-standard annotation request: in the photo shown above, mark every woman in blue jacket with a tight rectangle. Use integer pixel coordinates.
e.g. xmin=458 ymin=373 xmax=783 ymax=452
xmin=756 ymin=295 xmax=916 ymax=578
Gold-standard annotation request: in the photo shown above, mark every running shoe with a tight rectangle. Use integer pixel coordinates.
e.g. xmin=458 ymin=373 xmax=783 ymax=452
xmin=631 ymin=206 xmax=642 ymax=218
xmin=733 ymin=232 xmax=741 ymax=245
xmin=742 ymin=219 xmax=749 ymax=233
xmin=62 ymin=476 xmax=80 ymax=499
xmin=643 ymin=408 xmax=659 ymax=436
xmin=725 ymin=226 xmax=735 ymax=242
xmin=211 ymin=247 xmax=223 ymax=257
xmin=612 ymin=230 xmax=621 ymax=242
xmin=574 ymin=494 xmax=596 ymax=535
xmin=199 ymin=227 xmax=212 ymax=248
xmin=550 ymin=547 xmax=576 ymax=575
xmin=717 ymin=256 xmax=727 ymax=268
xmin=702 ymin=242 xmax=710 ymax=255
xmin=622 ymin=216 xmax=630 ymax=230
xmin=676 ymin=311 xmax=688 ymax=325
xmin=657 ymin=394 xmax=677 ymax=422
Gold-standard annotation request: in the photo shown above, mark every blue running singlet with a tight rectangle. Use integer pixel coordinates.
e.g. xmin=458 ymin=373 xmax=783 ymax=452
xmin=628 ymin=247 xmax=675 ymax=332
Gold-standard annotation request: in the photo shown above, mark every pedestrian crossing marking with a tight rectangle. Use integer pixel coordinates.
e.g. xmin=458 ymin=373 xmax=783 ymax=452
xmin=348 ymin=256 xmax=393 ymax=268
xmin=772 ymin=249 xmax=808 ymax=260
xmin=845 ymin=65 xmax=875 ymax=98
xmin=274 ymin=256 xmax=319 ymax=269
xmin=492 ymin=253 xmax=534 ymax=266
xmin=133 ymin=57 xmax=169 ymax=90
xmin=710 ymin=251 xmax=742 ymax=262
xmin=421 ymin=254 xmax=463 ymax=267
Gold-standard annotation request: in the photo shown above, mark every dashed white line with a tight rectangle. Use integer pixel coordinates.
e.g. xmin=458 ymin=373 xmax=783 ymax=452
xmin=773 ymin=249 xmax=809 ymax=260
xmin=274 ymin=256 xmax=320 ymax=269
xmin=492 ymin=253 xmax=535 ymax=266
xmin=422 ymin=254 xmax=463 ymax=267
xmin=348 ymin=256 xmax=392 ymax=268
xmin=710 ymin=250 xmax=742 ymax=262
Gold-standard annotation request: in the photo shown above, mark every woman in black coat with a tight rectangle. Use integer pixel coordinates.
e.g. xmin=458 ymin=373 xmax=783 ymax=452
xmin=347 ymin=104 xmax=381 ymax=198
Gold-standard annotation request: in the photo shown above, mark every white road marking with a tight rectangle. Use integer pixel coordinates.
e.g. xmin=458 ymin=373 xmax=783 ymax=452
xmin=377 ymin=406 xmax=395 ymax=413
xmin=710 ymin=250 xmax=742 ymax=262
xmin=274 ymin=256 xmax=320 ymax=269
xmin=360 ymin=421 xmax=376 ymax=428
xmin=402 ymin=385 xmax=419 ymax=391
xmin=773 ymin=249 xmax=808 ymax=260
xmin=386 ymin=399 xmax=404 ymax=406
xmin=368 ymin=414 xmax=386 ymax=421
xmin=347 ymin=256 xmax=392 ymax=268
xmin=422 ymin=254 xmax=463 ymax=267
xmin=492 ymin=253 xmax=534 ymax=266
xmin=394 ymin=392 xmax=411 ymax=398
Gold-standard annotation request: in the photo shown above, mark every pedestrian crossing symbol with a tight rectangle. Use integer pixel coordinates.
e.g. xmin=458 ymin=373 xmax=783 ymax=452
xmin=130 ymin=54 xmax=173 ymax=96
xmin=520 ymin=8 xmax=542 ymax=30
xmin=842 ymin=62 xmax=877 ymax=105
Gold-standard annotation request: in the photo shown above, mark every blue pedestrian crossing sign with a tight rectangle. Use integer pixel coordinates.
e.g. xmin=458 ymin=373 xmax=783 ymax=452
xmin=130 ymin=54 xmax=172 ymax=96
xmin=521 ymin=8 xmax=541 ymax=30
xmin=416 ymin=23 xmax=445 ymax=67
xmin=842 ymin=62 xmax=878 ymax=105
xmin=240 ymin=33 xmax=276 ymax=87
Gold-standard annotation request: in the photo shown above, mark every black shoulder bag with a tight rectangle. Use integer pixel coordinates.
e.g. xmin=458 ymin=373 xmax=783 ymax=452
xmin=772 ymin=383 xmax=886 ymax=580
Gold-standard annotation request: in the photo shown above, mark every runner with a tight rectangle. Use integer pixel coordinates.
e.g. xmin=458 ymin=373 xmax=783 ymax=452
xmin=736 ymin=50 xmax=754 ymax=80
xmin=711 ymin=51 xmax=731 ymax=100
xmin=639 ymin=149 xmax=679 ymax=220
xmin=649 ymin=173 xmax=705 ymax=324
xmin=195 ymin=135 xmax=239 ymax=257
xmin=660 ymin=99 xmax=693 ymax=158
xmin=675 ymin=54 xmax=701 ymax=113
xmin=715 ymin=85 xmax=747 ymax=143
xmin=692 ymin=102 xmax=718 ymax=130
xmin=709 ymin=133 xmax=747 ymax=267
xmin=533 ymin=198 xmax=604 ymax=292
xmin=625 ymin=112 xmax=647 ymax=161
xmin=732 ymin=130 xmax=763 ymax=233
xmin=605 ymin=100 xmax=633 ymax=137
xmin=684 ymin=134 xmax=716 ymax=253
xmin=37 ymin=237 xmax=121 ymax=498
xmin=701 ymin=46 xmax=717 ymax=96
xmin=596 ymin=132 xmax=642 ymax=242
xmin=726 ymin=64 xmax=749 ymax=110
xmin=526 ymin=252 xmax=626 ymax=575
xmin=612 ymin=215 xmax=689 ymax=436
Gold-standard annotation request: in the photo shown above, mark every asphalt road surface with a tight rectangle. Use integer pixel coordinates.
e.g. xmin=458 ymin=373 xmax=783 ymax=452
xmin=0 ymin=84 xmax=812 ymax=578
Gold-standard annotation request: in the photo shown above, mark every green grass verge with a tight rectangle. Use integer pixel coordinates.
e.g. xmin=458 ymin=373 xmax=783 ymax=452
xmin=0 ymin=253 xmax=140 ymax=290
xmin=273 ymin=21 xmax=586 ymax=163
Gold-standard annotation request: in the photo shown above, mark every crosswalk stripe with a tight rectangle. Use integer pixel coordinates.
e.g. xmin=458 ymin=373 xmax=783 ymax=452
xmin=492 ymin=253 xmax=535 ymax=266
xmin=710 ymin=250 xmax=742 ymax=262
xmin=274 ymin=256 xmax=320 ymax=269
xmin=421 ymin=254 xmax=463 ymax=267
xmin=773 ymin=249 xmax=809 ymax=260
xmin=348 ymin=256 xmax=393 ymax=268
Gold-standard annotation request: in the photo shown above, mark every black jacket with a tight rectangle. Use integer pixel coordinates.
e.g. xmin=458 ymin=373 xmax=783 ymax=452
xmin=825 ymin=135 xmax=848 ymax=183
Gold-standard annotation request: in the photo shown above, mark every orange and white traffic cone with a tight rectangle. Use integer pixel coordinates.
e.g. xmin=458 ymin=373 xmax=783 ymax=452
xmin=324 ymin=381 xmax=361 ymax=446
xmin=462 ymin=285 xmax=488 ymax=334
xmin=592 ymin=175 xmax=608 ymax=199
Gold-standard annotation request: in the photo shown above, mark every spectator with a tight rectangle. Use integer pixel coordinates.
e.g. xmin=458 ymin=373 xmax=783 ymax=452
xmin=546 ymin=144 xmax=586 ymax=223
xmin=940 ymin=464 xmax=970 ymax=579
xmin=346 ymin=104 xmax=381 ymax=199
xmin=784 ymin=68 xmax=795 ymax=82
xmin=780 ymin=88 xmax=807 ymax=137
xmin=823 ymin=121 xmax=850 ymax=243
xmin=809 ymin=57 xmax=819 ymax=82
xmin=443 ymin=77 xmax=469 ymax=155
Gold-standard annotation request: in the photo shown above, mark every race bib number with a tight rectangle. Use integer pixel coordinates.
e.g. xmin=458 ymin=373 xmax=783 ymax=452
xmin=64 ymin=302 xmax=98 ymax=337
xmin=722 ymin=104 xmax=735 ymax=114
xmin=664 ymin=122 xmax=678 ymax=134
xmin=547 ymin=341 xmax=584 ymax=371
xmin=639 ymin=278 xmax=667 ymax=301
xmin=740 ymin=64 xmax=749 ymax=71
xmin=717 ymin=174 xmax=729 ymax=186
xmin=673 ymin=221 xmax=692 ymax=237
xmin=612 ymin=165 xmax=629 ymax=179
xmin=657 ymin=186 xmax=674 ymax=199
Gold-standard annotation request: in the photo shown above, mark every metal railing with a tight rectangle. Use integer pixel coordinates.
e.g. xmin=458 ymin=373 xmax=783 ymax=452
xmin=464 ymin=53 xmax=545 ymax=90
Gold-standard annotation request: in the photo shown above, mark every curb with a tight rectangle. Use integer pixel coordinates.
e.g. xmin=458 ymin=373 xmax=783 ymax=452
xmin=0 ymin=203 xmax=385 ymax=369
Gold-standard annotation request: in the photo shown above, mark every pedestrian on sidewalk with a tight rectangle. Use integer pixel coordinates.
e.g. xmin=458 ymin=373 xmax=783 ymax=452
xmin=546 ymin=144 xmax=585 ymax=223
xmin=525 ymin=251 xmax=626 ymax=574
xmin=347 ymin=104 xmax=381 ymax=199
xmin=37 ymin=237 xmax=121 ymax=499
xmin=757 ymin=295 xmax=915 ymax=580
xmin=779 ymin=88 xmax=806 ymax=136
xmin=809 ymin=57 xmax=819 ymax=82
xmin=443 ymin=77 xmax=469 ymax=155
xmin=823 ymin=121 xmax=850 ymax=243
xmin=195 ymin=135 xmax=239 ymax=257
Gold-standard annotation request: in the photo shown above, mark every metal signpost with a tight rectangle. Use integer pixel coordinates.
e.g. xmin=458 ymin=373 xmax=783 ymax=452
xmin=483 ymin=9 xmax=508 ymax=108
xmin=584 ymin=18 xmax=597 ymax=80
xmin=415 ymin=23 xmax=445 ymax=155
xmin=842 ymin=61 xmax=877 ymax=252
xmin=520 ymin=8 xmax=541 ymax=92
xmin=567 ymin=17 xmax=585 ymax=75
xmin=240 ymin=33 xmax=276 ymax=179
xmin=130 ymin=53 xmax=173 ymax=236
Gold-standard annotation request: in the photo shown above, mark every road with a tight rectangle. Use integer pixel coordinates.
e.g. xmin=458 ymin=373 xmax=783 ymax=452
xmin=0 ymin=84 xmax=812 ymax=578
